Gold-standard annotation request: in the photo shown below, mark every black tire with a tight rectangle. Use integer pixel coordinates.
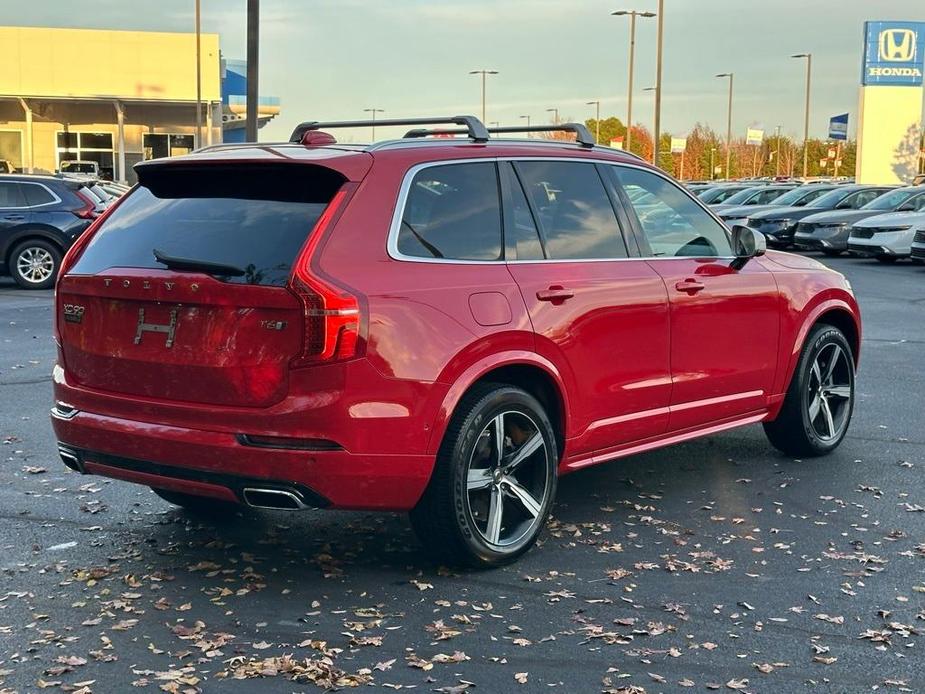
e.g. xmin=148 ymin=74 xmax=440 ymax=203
xmin=9 ymin=239 xmax=62 ymax=290
xmin=875 ymin=255 xmax=898 ymax=264
xmin=410 ymin=384 xmax=558 ymax=568
xmin=151 ymin=487 xmax=241 ymax=516
xmin=764 ymin=324 xmax=855 ymax=457
xmin=821 ymin=249 xmax=842 ymax=257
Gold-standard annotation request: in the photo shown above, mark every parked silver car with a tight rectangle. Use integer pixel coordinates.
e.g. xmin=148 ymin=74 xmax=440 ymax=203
xmin=847 ymin=211 xmax=925 ymax=263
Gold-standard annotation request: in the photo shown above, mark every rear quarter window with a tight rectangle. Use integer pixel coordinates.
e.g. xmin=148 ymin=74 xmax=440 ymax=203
xmin=70 ymin=165 xmax=345 ymax=286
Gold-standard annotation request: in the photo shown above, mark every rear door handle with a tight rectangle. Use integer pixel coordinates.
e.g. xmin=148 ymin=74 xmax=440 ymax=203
xmin=536 ymin=286 xmax=574 ymax=303
xmin=674 ymin=279 xmax=705 ymax=294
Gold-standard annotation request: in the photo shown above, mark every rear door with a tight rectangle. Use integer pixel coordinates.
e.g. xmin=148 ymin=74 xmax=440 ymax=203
xmin=0 ymin=182 xmax=29 ymax=241
xmin=609 ymin=165 xmax=780 ymax=431
xmin=504 ymin=160 xmax=671 ymax=457
xmin=57 ymin=164 xmax=346 ymax=407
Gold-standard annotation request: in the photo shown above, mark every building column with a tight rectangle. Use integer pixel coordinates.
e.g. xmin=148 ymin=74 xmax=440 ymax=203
xmin=16 ymin=98 xmax=33 ymax=174
xmin=113 ymin=101 xmax=126 ymax=183
xmin=206 ymin=101 xmax=213 ymax=146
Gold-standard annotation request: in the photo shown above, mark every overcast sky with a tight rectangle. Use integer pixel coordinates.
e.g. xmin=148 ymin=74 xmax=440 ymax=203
xmin=4 ymin=0 xmax=924 ymax=143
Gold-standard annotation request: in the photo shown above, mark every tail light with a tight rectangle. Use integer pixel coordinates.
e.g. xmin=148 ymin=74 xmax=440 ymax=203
xmin=54 ymin=190 xmax=131 ymax=342
xmin=73 ymin=190 xmax=98 ymax=220
xmin=289 ymin=187 xmax=361 ymax=366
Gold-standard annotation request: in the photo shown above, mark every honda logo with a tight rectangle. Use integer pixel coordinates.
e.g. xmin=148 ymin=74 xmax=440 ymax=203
xmin=879 ymin=28 xmax=916 ymax=62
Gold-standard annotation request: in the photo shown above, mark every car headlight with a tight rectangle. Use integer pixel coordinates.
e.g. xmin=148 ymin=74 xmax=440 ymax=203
xmin=873 ymin=225 xmax=913 ymax=232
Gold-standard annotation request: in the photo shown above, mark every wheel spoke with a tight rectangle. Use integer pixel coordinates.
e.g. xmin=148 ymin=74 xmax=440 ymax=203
xmin=504 ymin=431 xmax=544 ymax=473
xmin=823 ymin=345 xmax=842 ymax=383
xmin=808 ymin=394 xmax=822 ymax=421
xmin=819 ymin=396 xmax=836 ymax=438
xmin=467 ymin=468 xmax=493 ymax=491
xmin=492 ymin=413 xmax=505 ymax=466
xmin=485 ymin=486 xmax=504 ymax=543
xmin=503 ymin=478 xmax=542 ymax=518
xmin=825 ymin=385 xmax=851 ymax=399
xmin=810 ymin=360 xmax=822 ymax=389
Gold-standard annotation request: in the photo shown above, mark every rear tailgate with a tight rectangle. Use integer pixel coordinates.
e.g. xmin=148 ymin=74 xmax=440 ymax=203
xmin=57 ymin=161 xmax=354 ymax=407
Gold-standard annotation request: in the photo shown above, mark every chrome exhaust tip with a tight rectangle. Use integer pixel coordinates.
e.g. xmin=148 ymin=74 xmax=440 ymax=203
xmin=57 ymin=445 xmax=84 ymax=473
xmin=241 ymin=487 xmax=308 ymax=511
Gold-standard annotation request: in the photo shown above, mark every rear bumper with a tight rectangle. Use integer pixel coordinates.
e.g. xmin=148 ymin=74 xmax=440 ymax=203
xmin=51 ymin=405 xmax=434 ymax=511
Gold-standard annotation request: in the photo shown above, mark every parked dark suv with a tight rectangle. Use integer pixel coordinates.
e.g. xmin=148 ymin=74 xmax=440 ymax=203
xmin=51 ymin=116 xmax=860 ymax=567
xmin=0 ymin=174 xmax=100 ymax=288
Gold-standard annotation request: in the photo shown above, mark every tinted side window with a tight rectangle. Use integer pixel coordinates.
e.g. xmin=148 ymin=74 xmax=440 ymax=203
xmin=612 ymin=166 xmax=733 ymax=258
xmin=22 ymin=184 xmax=56 ymax=207
xmin=514 ymin=161 xmax=627 ymax=260
xmin=398 ymin=162 xmax=502 ymax=261
xmin=502 ymin=166 xmax=544 ymax=261
xmin=0 ymin=182 xmax=24 ymax=208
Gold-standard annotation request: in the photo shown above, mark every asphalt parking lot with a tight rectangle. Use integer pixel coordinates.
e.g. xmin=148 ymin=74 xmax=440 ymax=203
xmin=0 ymin=255 xmax=923 ymax=694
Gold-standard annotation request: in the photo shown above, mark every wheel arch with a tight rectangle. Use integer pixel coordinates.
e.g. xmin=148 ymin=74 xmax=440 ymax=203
xmin=426 ymin=352 xmax=569 ymax=460
xmin=770 ymin=298 xmax=860 ymax=418
xmin=4 ymin=229 xmax=66 ymax=267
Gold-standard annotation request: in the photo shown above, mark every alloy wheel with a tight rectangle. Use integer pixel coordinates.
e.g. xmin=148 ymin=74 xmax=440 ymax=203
xmin=806 ymin=342 xmax=852 ymax=441
xmin=16 ymin=246 xmax=55 ymax=284
xmin=464 ymin=410 xmax=551 ymax=548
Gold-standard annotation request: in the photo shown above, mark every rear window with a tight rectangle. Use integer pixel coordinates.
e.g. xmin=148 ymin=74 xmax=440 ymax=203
xmin=70 ymin=165 xmax=344 ymax=286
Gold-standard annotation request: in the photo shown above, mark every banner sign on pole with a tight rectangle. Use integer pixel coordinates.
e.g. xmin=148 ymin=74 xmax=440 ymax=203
xmin=670 ymin=137 xmax=687 ymax=153
xmin=828 ymin=113 xmax=849 ymax=140
xmin=745 ymin=128 xmax=764 ymax=146
xmin=610 ymin=137 xmax=624 ymax=150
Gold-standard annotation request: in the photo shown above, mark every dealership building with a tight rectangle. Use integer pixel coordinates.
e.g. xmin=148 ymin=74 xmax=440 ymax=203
xmin=0 ymin=26 xmax=279 ymax=183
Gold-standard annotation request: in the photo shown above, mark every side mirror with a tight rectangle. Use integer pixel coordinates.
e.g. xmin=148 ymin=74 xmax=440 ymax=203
xmin=730 ymin=225 xmax=767 ymax=270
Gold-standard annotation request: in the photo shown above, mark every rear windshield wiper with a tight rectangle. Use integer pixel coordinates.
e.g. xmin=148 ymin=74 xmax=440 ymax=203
xmin=153 ymin=248 xmax=245 ymax=277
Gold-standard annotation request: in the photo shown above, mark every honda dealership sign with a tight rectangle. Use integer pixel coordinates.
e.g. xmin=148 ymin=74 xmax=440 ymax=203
xmin=862 ymin=21 xmax=925 ymax=86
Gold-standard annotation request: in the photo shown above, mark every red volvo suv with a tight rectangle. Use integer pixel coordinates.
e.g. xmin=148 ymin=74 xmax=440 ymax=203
xmin=51 ymin=117 xmax=860 ymax=567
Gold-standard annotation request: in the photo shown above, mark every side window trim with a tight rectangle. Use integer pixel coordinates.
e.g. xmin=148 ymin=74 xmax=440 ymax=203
xmin=20 ymin=182 xmax=62 ymax=209
xmin=387 ymin=159 xmax=505 ymax=265
xmin=499 ymin=162 xmax=547 ymax=260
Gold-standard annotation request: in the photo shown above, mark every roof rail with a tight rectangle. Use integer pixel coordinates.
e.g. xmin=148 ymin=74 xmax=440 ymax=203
xmin=404 ymin=123 xmax=596 ymax=148
xmin=290 ymin=116 xmax=489 ymax=144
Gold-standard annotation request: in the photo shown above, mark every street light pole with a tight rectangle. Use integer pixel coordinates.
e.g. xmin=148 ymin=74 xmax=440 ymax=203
xmin=546 ymin=107 xmax=559 ymax=124
xmin=245 ymin=0 xmax=259 ymax=142
xmin=710 ymin=146 xmax=716 ymax=180
xmin=469 ymin=69 xmax=498 ymax=123
xmin=194 ymin=0 xmax=202 ymax=149
xmin=792 ymin=53 xmax=812 ymax=178
xmin=652 ymin=0 xmax=664 ymax=166
xmin=519 ymin=114 xmax=531 ymax=137
xmin=586 ymin=100 xmax=601 ymax=143
xmin=775 ymin=124 xmax=782 ymax=177
xmin=612 ymin=10 xmax=655 ymax=153
xmin=643 ymin=86 xmax=657 ymax=163
xmin=363 ymin=108 xmax=384 ymax=141
xmin=716 ymin=73 xmax=733 ymax=180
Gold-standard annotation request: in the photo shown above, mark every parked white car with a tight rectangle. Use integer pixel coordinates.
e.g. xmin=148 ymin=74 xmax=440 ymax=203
xmin=847 ymin=210 xmax=925 ymax=263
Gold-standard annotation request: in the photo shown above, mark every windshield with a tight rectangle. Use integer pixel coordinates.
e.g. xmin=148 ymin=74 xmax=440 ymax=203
xmin=714 ymin=187 xmax=761 ymax=205
xmin=62 ymin=162 xmax=96 ymax=173
xmin=807 ymin=188 xmax=853 ymax=208
xmin=699 ymin=186 xmax=747 ymax=204
xmin=769 ymin=187 xmax=821 ymax=206
xmin=862 ymin=189 xmax=914 ymax=210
